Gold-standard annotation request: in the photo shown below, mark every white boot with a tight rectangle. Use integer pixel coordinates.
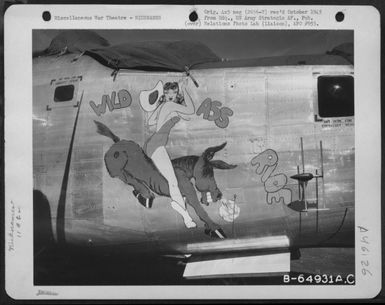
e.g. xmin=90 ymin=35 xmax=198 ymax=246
xmin=171 ymin=201 xmax=197 ymax=228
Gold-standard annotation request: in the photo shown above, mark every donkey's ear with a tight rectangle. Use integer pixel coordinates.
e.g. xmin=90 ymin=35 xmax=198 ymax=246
xmin=203 ymin=142 xmax=227 ymax=160
xmin=210 ymin=160 xmax=237 ymax=170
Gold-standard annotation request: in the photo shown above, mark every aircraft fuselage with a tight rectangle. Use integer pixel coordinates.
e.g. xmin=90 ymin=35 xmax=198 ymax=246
xmin=33 ymin=54 xmax=354 ymax=255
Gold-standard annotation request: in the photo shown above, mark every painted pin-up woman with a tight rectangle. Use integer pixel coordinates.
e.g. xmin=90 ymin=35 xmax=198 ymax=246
xmin=140 ymin=79 xmax=196 ymax=228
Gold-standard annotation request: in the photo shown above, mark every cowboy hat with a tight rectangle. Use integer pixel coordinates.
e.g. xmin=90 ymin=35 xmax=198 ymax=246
xmin=139 ymin=80 xmax=163 ymax=112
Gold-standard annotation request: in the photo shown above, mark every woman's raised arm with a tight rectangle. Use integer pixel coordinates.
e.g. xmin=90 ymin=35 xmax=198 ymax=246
xmin=148 ymin=107 xmax=160 ymax=126
xmin=180 ymin=87 xmax=195 ymax=115
xmin=164 ymin=81 xmax=195 ymax=115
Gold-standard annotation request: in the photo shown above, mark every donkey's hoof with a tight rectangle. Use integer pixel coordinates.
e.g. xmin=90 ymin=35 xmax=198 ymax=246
xmin=204 ymin=228 xmax=227 ymax=239
xmin=133 ymin=191 xmax=153 ymax=209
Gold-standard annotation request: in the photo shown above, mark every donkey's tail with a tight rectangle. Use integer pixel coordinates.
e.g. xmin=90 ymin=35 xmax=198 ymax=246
xmin=94 ymin=120 xmax=120 ymax=143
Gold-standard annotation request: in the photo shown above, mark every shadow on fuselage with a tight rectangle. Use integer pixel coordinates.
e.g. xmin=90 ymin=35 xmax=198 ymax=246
xmin=32 ymin=190 xmax=354 ymax=285
xmin=32 ymin=189 xmax=188 ymax=285
xmin=31 ymin=188 xmax=283 ymax=285
xmin=33 ymin=190 xmax=55 ymax=255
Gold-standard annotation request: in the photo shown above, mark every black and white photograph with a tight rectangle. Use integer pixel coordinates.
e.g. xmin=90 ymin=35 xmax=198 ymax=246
xmin=4 ymin=4 xmax=381 ymax=300
xmin=32 ymin=28 xmax=355 ymax=285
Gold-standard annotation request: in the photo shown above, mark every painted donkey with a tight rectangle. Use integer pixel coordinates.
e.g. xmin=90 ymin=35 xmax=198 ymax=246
xmin=94 ymin=120 xmax=237 ymax=238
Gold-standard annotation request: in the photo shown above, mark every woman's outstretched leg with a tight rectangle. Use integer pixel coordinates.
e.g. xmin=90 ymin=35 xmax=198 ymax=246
xmin=151 ymin=146 xmax=196 ymax=228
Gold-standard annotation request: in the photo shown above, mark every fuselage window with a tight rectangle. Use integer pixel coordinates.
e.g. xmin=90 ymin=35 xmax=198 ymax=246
xmin=54 ymin=85 xmax=75 ymax=102
xmin=317 ymin=76 xmax=354 ymax=117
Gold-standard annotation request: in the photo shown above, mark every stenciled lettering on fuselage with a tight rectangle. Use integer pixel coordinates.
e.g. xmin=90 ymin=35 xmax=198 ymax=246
xmin=251 ymin=149 xmax=292 ymax=205
xmin=89 ymin=89 xmax=132 ymax=116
